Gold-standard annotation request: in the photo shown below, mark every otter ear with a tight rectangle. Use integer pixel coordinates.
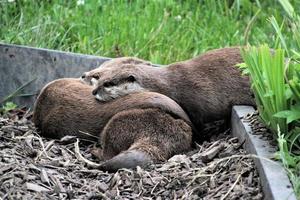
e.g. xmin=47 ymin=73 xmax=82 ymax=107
xmin=127 ymin=75 xmax=136 ymax=82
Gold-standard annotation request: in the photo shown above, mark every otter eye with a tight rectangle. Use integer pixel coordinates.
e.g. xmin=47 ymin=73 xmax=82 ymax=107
xmin=92 ymin=75 xmax=100 ymax=80
xmin=127 ymin=75 xmax=136 ymax=82
xmin=103 ymin=81 xmax=116 ymax=87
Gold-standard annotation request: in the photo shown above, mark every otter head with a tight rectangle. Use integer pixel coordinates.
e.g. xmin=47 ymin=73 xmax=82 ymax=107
xmin=89 ymin=64 xmax=150 ymax=102
xmin=80 ymin=57 xmax=152 ymax=86
xmin=80 ymin=69 xmax=102 ymax=86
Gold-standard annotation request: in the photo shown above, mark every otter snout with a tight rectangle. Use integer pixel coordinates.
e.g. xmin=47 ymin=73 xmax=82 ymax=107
xmin=92 ymin=86 xmax=118 ymax=102
xmin=92 ymin=88 xmax=98 ymax=95
xmin=92 ymin=87 xmax=107 ymax=101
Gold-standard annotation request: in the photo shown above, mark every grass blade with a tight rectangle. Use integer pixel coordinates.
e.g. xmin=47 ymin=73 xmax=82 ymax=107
xmin=0 ymin=77 xmax=37 ymax=104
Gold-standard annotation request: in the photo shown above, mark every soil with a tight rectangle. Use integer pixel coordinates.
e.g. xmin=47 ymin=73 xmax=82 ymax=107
xmin=0 ymin=108 xmax=263 ymax=200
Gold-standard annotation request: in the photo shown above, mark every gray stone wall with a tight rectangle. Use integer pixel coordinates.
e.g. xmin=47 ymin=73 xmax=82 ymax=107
xmin=0 ymin=43 xmax=110 ymax=108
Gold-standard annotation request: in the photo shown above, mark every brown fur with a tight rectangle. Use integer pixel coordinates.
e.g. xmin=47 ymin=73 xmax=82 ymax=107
xmin=99 ymin=108 xmax=191 ymax=172
xmin=83 ymin=47 xmax=255 ymax=140
xmin=33 ymin=78 xmax=192 ymax=171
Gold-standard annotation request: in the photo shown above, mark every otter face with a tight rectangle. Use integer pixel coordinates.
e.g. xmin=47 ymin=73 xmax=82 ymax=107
xmin=92 ymin=75 xmax=146 ymax=102
xmin=88 ymin=65 xmax=148 ymax=102
xmin=80 ymin=57 xmax=152 ymax=86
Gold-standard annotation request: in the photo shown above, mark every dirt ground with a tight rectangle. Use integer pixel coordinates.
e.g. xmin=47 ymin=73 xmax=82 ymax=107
xmin=0 ymin=108 xmax=263 ymax=200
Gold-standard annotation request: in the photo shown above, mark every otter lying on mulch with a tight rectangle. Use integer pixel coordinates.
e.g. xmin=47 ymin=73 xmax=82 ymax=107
xmin=33 ymin=78 xmax=194 ymax=172
xmin=82 ymin=47 xmax=255 ymax=142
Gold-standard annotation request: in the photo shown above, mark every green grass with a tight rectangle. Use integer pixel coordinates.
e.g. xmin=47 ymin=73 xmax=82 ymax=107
xmin=0 ymin=0 xmax=295 ymax=64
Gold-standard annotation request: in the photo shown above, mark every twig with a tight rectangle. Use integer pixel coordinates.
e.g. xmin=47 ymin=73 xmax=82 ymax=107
xmin=35 ymin=138 xmax=54 ymax=161
xmin=74 ymin=139 xmax=101 ymax=168
xmin=78 ymin=130 xmax=99 ymax=140
xmin=151 ymin=182 xmax=160 ymax=195
xmin=220 ymin=173 xmax=242 ymax=200
xmin=189 ymin=154 xmax=279 ymax=181
xmin=98 ymin=192 xmax=109 ymax=200
xmin=13 ymin=134 xmax=54 ymax=161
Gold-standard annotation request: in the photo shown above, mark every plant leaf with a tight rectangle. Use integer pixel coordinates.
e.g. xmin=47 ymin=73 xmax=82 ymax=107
xmin=274 ymin=110 xmax=300 ymax=124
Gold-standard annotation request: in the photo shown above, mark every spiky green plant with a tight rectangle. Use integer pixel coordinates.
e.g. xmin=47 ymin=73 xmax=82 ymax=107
xmin=240 ymin=45 xmax=288 ymax=134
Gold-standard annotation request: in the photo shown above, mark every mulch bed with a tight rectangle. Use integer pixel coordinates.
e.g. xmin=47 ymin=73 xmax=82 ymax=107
xmin=243 ymin=111 xmax=278 ymax=148
xmin=0 ymin=109 xmax=263 ymax=199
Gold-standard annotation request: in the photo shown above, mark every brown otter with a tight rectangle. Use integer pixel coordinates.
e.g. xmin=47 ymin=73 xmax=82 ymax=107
xmin=82 ymin=47 xmax=255 ymax=140
xmin=33 ymin=78 xmax=192 ymax=171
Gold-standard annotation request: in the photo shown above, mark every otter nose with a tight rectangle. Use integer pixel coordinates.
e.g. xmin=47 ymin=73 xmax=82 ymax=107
xmin=81 ymin=73 xmax=86 ymax=79
xmin=92 ymin=89 xmax=98 ymax=95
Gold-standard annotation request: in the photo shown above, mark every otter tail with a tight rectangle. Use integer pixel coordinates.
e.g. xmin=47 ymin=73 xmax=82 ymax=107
xmin=98 ymin=149 xmax=153 ymax=173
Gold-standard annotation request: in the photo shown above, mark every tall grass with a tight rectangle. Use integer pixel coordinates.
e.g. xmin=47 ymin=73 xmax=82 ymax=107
xmin=240 ymin=45 xmax=288 ymax=134
xmin=270 ymin=0 xmax=300 ymax=146
xmin=0 ymin=0 xmax=291 ymax=64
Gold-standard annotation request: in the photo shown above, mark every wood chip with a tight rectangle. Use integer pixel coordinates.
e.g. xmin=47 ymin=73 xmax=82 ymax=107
xmin=26 ymin=182 xmax=50 ymax=192
xmin=0 ymin=109 xmax=263 ymax=199
xmin=40 ymin=169 xmax=50 ymax=185
xmin=200 ymin=144 xmax=224 ymax=163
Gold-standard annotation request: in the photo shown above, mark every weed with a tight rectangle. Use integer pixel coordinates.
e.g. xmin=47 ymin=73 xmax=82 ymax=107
xmin=0 ymin=101 xmax=17 ymax=114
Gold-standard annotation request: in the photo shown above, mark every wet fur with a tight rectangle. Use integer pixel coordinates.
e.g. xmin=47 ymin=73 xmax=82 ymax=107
xmin=83 ymin=47 xmax=255 ymax=140
xmin=33 ymin=78 xmax=192 ymax=171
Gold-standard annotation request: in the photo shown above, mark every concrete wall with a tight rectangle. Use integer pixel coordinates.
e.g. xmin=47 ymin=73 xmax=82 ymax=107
xmin=0 ymin=43 xmax=110 ymax=108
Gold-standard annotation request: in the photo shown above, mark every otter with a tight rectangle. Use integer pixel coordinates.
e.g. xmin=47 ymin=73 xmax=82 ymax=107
xmin=82 ymin=47 xmax=255 ymax=140
xmin=33 ymin=78 xmax=192 ymax=172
